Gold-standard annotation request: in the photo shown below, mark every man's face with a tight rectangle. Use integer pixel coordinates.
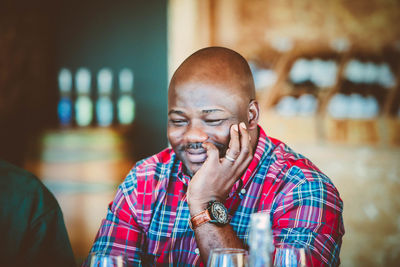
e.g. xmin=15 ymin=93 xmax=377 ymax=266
xmin=167 ymin=80 xmax=248 ymax=176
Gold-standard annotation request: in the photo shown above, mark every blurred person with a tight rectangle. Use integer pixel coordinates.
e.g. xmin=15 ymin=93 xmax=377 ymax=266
xmin=87 ymin=47 xmax=344 ymax=266
xmin=0 ymin=160 xmax=76 ymax=267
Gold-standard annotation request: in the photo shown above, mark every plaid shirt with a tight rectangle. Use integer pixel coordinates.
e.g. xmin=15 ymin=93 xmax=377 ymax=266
xmin=88 ymin=126 xmax=344 ymax=266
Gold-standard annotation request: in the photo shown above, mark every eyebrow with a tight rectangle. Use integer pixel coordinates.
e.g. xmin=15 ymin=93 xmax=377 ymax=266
xmin=168 ymin=110 xmax=184 ymax=115
xmin=202 ymin=108 xmax=224 ymax=114
xmin=168 ymin=108 xmax=225 ymax=116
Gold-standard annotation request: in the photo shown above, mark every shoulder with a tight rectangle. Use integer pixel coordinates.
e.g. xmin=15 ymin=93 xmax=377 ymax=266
xmin=0 ymin=160 xmax=57 ymax=201
xmin=0 ymin=160 xmax=60 ymax=224
xmin=264 ymin=139 xmax=343 ymax=224
xmin=266 ymin=137 xmax=339 ymax=196
xmin=133 ymin=147 xmax=175 ymax=172
xmin=0 ymin=160 xmax=40 ymax=187
xmin=120 ymin=147 xmax=176 ymax=193
xmin=109 ymin=148 xmax=177 ymax=220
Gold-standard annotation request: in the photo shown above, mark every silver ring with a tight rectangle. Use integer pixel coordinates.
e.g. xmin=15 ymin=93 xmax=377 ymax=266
xmin=225 ymin=154 xmax=236 ymax=162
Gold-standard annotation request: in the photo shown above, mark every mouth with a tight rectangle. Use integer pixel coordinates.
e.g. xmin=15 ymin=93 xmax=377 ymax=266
xmin=185 ymin=149 xmax=207 ymax=164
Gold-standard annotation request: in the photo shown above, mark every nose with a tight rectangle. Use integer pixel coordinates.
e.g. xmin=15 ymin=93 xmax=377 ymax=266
xmin=184 ymin=122 xmax=208 ymax=144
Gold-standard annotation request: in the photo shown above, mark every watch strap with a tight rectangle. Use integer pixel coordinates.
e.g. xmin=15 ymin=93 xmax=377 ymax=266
xmin=189 ymin=209 xmax=212 ymax=230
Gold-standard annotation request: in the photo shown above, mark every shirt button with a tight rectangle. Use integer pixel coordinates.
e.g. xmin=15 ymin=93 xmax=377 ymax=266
xmin=240 ymin=188 xmax=246 ymax=194
xmin=195 ymin=248 xmax=200 ymax=254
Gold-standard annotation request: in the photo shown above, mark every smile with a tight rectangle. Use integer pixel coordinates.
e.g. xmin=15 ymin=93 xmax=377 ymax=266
xmin=185 ymin=149 xmax=207 ymax=163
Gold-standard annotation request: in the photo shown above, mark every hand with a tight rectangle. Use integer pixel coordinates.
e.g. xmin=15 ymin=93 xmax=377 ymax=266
xmin=187 ymin=122 xmax=253 ymax=215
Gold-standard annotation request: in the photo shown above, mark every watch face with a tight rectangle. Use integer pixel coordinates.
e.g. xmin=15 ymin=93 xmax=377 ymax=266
xmin=210 ymin=202 xmax=229 ymax=224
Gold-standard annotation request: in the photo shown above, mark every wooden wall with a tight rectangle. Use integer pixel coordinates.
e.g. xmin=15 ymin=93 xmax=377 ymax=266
xmin=214 ymin=0 xmax=400 ymax=54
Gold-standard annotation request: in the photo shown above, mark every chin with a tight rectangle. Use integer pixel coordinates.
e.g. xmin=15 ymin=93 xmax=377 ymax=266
xmin=185 ymin=162 xmax=203 ymax=177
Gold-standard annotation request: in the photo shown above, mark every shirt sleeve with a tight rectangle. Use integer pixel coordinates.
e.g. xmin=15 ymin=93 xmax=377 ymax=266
xmin=271 ymin=166 xmax=344 ymax=267
xmin=85 ymin=163 xmax=154 ymax=267
xmin=87 ymin=188 xmax=147 ymax=266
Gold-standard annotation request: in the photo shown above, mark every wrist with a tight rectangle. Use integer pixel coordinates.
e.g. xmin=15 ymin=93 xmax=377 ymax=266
xmin=187 ymin=196 xmax=226 ymax=216
xmin=188 ymin=201 xmax=208 ymax=217
xmin=189 ymin=200 xmax=230 ymax=230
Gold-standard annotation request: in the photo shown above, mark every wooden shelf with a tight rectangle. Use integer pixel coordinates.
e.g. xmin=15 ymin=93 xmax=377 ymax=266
xmin=254 ymin=47 xmax=400 ymax=146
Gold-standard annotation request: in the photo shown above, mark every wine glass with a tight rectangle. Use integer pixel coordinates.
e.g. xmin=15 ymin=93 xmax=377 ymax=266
xmin=273 ymin=245 xmax=313 ymax=267
xmin=87 ymin=252 xmax=127 ymax=267
xmin=207 ymin=248 xmax=248 ymax=267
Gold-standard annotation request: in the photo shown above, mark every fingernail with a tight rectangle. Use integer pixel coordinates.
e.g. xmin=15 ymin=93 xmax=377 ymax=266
xmin=240 ymin=122 xmax=246 ymax=129
xmin=232 ymin=124 xmax=238 ymax=132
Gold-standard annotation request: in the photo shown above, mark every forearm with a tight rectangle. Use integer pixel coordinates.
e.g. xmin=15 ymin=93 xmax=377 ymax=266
xmin=193 ymin=223 xmax=245 ymax=263
xmin=189 ymin=200 xmax=245 ymax=263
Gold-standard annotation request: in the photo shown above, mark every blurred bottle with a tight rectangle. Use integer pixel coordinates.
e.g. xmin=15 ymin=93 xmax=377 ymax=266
xmin=96 ymin=68 xmax=114 ymax=127
xmin=248 ymin=212 xmax=274 ymax=267
xmin=75 ymin=68 xmax=93 ymax=127
xmin=117 ymin=68 xmax=135 ymax=125
xmin=57 ymin=68 xmax=73 ymax=126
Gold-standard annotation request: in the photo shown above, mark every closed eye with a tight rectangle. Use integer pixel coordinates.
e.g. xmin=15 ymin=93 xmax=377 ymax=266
xmin=205 ymin=119 xmax=226 ymax=126
xmin=169 ymin=119 xmax=188 ymax=126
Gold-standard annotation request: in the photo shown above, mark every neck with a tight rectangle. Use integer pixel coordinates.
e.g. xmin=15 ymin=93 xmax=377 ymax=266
xmin=250 ymin=126 xmax=260 ymax=154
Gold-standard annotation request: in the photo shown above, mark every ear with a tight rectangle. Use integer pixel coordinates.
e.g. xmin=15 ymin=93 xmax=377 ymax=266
xmin=247 ymin=100 xmax=259 ymax=130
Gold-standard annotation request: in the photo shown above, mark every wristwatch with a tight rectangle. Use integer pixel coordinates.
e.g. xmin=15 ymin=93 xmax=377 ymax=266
xmin=189 ymin=200 xmax=230 ymax=230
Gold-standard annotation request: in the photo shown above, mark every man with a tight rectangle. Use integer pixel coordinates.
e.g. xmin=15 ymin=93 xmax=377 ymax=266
xmin=0 ymin=160 xmax=76 ymax=267
xmin=88 ymin=47 xmax=344 ymax=266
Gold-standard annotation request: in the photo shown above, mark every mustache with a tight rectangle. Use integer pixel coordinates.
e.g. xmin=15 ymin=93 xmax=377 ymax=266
xmin=180 ymin=142 xmax=227 ymax=155
xmin=185 ymin=142 xmax=204 ymax=150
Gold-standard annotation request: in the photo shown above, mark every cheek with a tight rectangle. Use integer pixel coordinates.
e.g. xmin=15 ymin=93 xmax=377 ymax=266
xmin=210 ymin=125 xmax=231 ymax=145
xmin=167 ymin=127 xmax=183 ymax=145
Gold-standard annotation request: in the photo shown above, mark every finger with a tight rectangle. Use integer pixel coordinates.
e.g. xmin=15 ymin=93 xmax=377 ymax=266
xmin=224 ymin=124 xmax=240 ymax=164
xmin=238 ymin=122 xmax=251 ymax=156
xmin=202 ymin=142 xmax=220 ymax=164
xmin=233 ymin=122 xmax=252 ymax=165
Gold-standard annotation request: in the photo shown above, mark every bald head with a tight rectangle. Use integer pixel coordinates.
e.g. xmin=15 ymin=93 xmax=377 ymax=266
xmin=169 ymin=47 xmax=255 ymax=100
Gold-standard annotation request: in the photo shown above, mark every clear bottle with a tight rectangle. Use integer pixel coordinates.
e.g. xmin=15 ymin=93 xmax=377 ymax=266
xmin=248 ymin=212 xmax=274 ymax=267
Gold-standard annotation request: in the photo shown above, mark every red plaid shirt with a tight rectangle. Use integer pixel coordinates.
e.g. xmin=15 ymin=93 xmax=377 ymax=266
xmin=87 ymin=126 xmax=344 ymax=266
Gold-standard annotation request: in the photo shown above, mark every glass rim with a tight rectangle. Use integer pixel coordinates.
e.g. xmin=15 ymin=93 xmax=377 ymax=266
xmin=274 ymin=244 xmax=310 ymax=250
xmin=210 ymin=248 xmax=248 ymax=254
xmin=88 ymin=252 xmax=127 ymax=258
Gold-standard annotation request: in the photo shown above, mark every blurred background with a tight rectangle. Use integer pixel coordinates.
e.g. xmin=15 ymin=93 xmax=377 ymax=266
xmin=0 ymin=0 xmax=399 ymax=266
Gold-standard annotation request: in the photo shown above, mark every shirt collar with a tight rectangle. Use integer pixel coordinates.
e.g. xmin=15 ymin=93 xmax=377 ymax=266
xmin=230 ymin=125 xmax=270 ymax=194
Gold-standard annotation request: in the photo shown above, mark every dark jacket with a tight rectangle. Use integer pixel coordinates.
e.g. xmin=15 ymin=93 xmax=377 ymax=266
xmin=0 ymin=160 xmax=76 ymax=267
